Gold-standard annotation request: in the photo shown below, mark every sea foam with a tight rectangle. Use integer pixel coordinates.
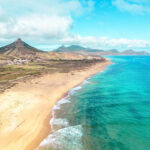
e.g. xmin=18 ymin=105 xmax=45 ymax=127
xmin=36 ymin=125 xmax=83 ymax=150
xmin=50 ymin=96 xmax=71 ymax=131
xmin=36 ymin=79 xmax=91 ymax=150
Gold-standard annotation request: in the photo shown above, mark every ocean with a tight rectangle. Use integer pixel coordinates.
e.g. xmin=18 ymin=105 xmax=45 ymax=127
xmin=37 ymin=56 xmax=150 ymax=150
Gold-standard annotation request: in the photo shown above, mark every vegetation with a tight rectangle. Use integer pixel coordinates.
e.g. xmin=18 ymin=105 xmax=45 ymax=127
xmin=0 ymin=38 xmax=106 ymax=93
xmin=0 ymin=59 xmax=106 ymax=93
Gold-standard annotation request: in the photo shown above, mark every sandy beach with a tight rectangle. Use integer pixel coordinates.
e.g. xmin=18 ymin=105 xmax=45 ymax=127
xmin=0 ymin=60 xmax=111 ymax=150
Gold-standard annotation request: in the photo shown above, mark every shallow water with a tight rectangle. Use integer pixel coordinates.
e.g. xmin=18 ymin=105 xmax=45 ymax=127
xmin=37 ymin=56 xmax=150 ymax=150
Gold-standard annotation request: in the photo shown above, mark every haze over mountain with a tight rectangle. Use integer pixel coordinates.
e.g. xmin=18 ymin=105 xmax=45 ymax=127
xmin=55 ymin=45 xmax=104 ymax=53
xmin=54 ymin=45 xmax=150 ymax=55
xmin=0 ymin=39 xmax=149 ymax=62
xmin=0 ymin=39 xmax=102 ymax=61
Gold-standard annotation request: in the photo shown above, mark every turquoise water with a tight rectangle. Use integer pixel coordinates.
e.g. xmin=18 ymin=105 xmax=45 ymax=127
xmin=38 ymin=56 xmax=150 ymax=150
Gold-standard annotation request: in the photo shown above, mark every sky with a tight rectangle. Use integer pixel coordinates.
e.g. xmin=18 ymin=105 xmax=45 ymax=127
xmin=0 ymin=0 xmax=150 ymax=51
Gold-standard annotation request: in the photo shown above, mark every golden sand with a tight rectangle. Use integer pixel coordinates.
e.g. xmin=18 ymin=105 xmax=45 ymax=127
xmin=0 ymin=60 xmax=111 ymax=150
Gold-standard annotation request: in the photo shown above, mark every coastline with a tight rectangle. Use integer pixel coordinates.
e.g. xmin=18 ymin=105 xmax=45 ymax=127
xmin=0 ymin=60 xmax=112 ymax=150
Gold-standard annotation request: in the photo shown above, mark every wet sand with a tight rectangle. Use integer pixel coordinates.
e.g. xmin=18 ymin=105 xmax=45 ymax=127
xmin=0 ymin=60 xmax=111 ymax=150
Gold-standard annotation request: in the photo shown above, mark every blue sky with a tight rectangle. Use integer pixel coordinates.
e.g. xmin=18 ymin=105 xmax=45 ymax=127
xmin=72 ymin=0 xmax=150 ymax=39
xmin=0 ymin=0 xmax=150 ymax=51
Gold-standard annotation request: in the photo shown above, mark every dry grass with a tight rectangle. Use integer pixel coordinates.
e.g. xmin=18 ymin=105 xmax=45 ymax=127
xmin=0 ymin=59 xmax=106 ymax=93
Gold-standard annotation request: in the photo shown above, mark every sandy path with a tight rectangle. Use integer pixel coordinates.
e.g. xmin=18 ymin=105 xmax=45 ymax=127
xmin=0 ymin=61 xmax=111 ymax=150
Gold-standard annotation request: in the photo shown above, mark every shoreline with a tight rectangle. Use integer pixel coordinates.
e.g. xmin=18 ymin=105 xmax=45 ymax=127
xmin=37 ymin=71 xmax=105 ymax=149
xmin=0 ymin=60 xmax=112 ymax=150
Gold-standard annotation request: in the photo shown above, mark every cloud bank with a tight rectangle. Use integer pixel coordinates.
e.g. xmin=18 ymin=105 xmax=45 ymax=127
xmin=0 ymin=0 xmax=150 ymax=51
xmin=58 ymin=34 xmax=150 ymax=51
xmin=0 ymin=15 xmax=72 ymax=38
xmin=0 ymin=0 xmax=93 ymax=39
xmin=112 ymin=0 xmax=150 ymax=14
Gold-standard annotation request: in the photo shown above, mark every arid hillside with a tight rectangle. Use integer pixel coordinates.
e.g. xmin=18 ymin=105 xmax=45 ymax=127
xmin=0 ymin=39 xmax=103 ymax=64
xmin=0 ymin=39 xmax=106 ymax=93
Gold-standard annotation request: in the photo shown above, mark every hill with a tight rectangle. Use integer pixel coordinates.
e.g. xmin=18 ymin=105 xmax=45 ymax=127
xmin=54 ymin=45 xmax=149 ymax=55
xmin=55 ymin=45 xmax=104 ymax=53
xmin=0 ymin=39 xmax=103 ymax=66
xmin=0 ymin=38 xmax=44 ymax=59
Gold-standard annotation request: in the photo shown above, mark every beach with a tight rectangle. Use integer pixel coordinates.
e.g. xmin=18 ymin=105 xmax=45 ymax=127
xmin=0 ymin=60 xmax=111 ymax=150
xmin=40 ymin=56 xmax=150 ymax=150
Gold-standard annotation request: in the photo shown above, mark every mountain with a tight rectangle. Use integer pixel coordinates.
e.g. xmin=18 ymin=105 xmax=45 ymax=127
xmin=0 ymin=38 xmax=44 ymax=59
xmin=108 ymin=49 xmax=119 ymax=53
xmin=55 ymin=45 xmax=104 ymax=53
xmin=1 ymin=39 xmax=148 ymax=61
xmin=54 ymin=45 xmax=149 ymax=55
xmin=0 ymin=39 xmax=103 ymax=62
xmin=121 ymin=50 xmax=148 ymax=55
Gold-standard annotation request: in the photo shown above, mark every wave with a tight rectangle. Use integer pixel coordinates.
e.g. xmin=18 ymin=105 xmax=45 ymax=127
xmin=50 ymin=96 xmax=71 ymax=131
xmin=36 ymin=125 xmax=83 ymax=150
xmin=69 ymin=79 xmax=91 ymax=95
xmin=50 ymin=118 xmax=69 ymax=131
xmin=36 ymin=79 xmax=91 ymax=150
xmin=70 ymin=86 xmax=82 ymax=95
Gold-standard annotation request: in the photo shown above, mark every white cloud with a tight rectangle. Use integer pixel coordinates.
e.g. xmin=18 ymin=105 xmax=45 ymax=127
xmin=0 ymin=0 xmax=149 ymax=51
xmin=59 ymin=34 xmax=150 ymax=51
xmin=112 ymin=0 xmax=150 ymax=14
xmin=82 ymin=0 xmax=95 ymax=12
xmin=0 ymin=0 xmax=82 ymax=16
xmin=0 ymin=15 xmax=72 ymax=38
xmin=0 ymin=0 xmax=93 ymax=40
xmin=128 ymin=0 xmax=149 ymax=3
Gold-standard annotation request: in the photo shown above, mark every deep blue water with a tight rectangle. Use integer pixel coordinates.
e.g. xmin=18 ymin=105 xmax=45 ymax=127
xmin=38 ymin=56 xmax=150 ymax=150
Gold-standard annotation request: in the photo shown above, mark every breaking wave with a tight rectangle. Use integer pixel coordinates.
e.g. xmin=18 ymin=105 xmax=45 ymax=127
xmin=36 ymin=79 xmax=90 ymax=150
